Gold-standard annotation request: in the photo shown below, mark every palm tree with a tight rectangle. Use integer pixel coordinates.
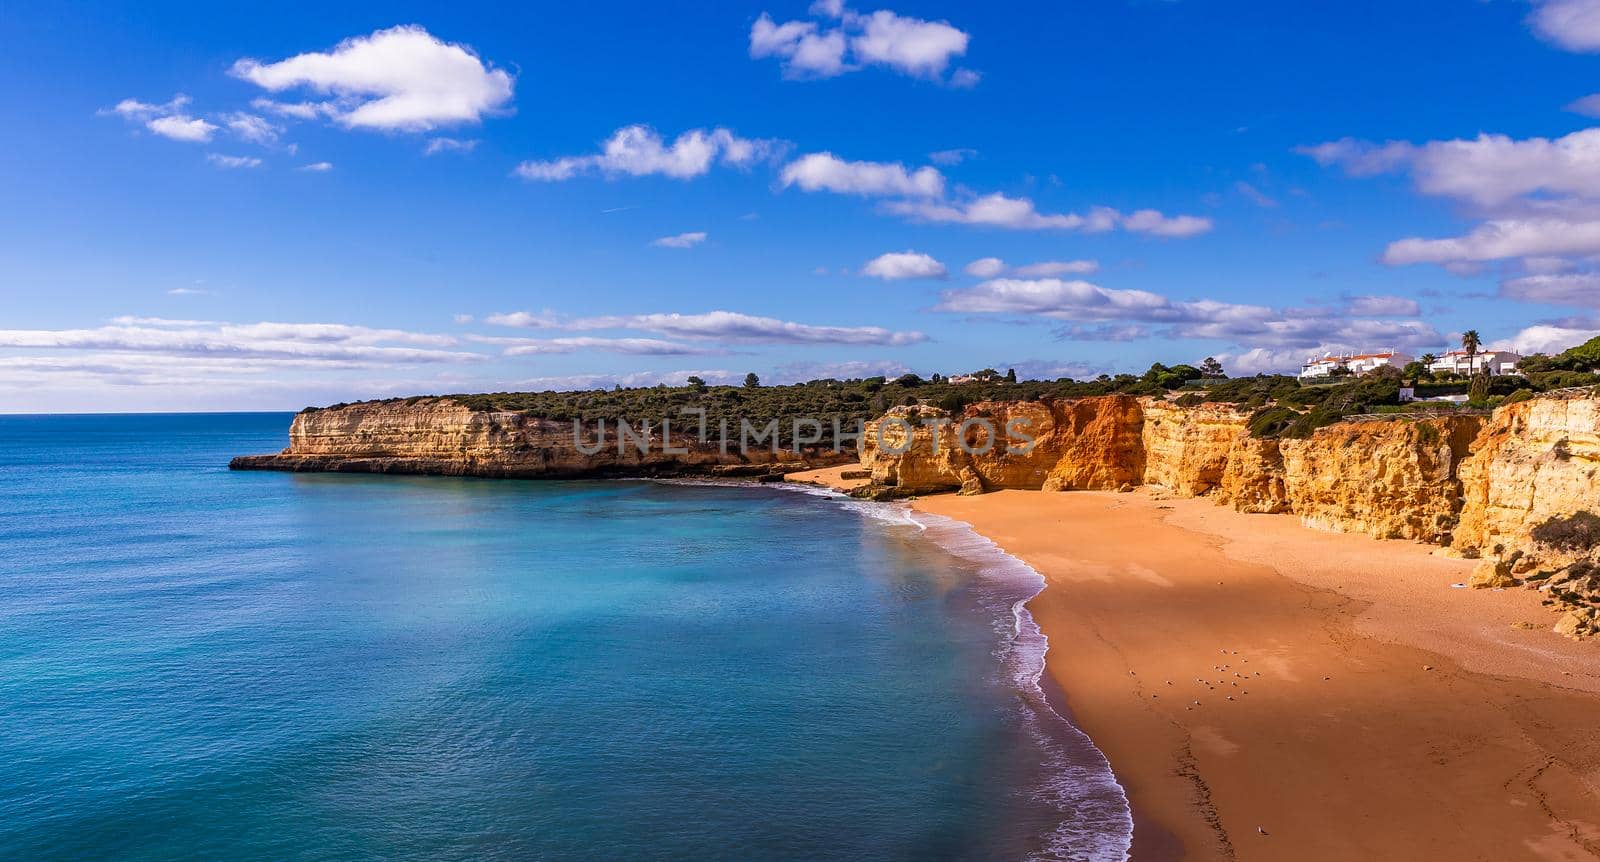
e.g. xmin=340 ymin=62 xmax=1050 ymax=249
xmin=1420 ymin=353 xmax=1437 ymax=366
xmin=1461 ymin=330 xmax=1483 ymax=376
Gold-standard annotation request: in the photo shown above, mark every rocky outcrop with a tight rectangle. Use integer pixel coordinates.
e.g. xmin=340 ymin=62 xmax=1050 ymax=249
xmin=859 ymin=396 xmax=1144 ymax=495
xmin=1140 ymin=400 xmax=1252 ymax=496
xmin=230 ymin=398 xmax=848 ymax=479
xmin=1455 ymin=396 xmax=1600 ymax=556
xmin=1215 ymin=437 xmax=1290 ymax=513
xmin=1278 ymin=416 xmax=1483 ymax=543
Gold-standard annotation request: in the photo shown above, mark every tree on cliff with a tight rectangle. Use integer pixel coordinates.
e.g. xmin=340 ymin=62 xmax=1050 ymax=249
xmin=744 ymin=373 xmax=760 ymax=388
xmin=1200 ymin=357 xmax=1225 ymax=378
xmin=686 ymin=376 xmax=706 ymax=391
xmin=1005 ymin=368 xmax=1017 ymax=383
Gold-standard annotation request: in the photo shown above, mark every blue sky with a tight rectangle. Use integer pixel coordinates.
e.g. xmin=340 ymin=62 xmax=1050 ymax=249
xmin=7 ymin=0 xmax=1600 ymax=411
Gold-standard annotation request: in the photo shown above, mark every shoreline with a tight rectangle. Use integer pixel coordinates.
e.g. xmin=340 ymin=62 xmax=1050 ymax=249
xmin=787 ymin=467 xmax=1600 ymax=861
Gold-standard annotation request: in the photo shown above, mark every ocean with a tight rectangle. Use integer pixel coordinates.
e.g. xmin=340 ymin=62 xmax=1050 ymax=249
xmin=0 ymin=413 xmax=1130 ymax=861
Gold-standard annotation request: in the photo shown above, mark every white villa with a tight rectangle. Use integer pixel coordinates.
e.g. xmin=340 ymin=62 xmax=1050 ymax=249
xmin=1299 ymin=350 xmax=1413 ymax=380
xmin=1426 ymin=350 xmax=1522 ymax=376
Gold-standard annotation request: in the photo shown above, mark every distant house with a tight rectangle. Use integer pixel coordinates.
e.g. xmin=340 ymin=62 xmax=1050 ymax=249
xmin=1299 ymin=350 xmax=1413 ymax=380
xmin=1426 ymin=350 xmax=1522 ymax=376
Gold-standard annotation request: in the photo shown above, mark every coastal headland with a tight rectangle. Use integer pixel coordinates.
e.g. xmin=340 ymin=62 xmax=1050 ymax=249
xmin=236 ymin=385 xmax=1600 ymax=860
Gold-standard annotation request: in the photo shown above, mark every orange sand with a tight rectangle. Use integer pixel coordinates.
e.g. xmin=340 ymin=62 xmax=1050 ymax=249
xmin=786 ymin=470 xmax=1600 ymax=861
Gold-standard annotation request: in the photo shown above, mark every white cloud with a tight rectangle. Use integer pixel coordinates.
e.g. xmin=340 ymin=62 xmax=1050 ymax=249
xmin=1493 ymin=322 xmax=1600 ymax=354
xmin=469 ymin=335 xmax=725 ymax=356
xmin=1501 ymin=272 xmax=1600 ymax=306
xmin=298 ymin=161 xmax=334 ymax=172
xmin=230 ymin=25 xmax=514 ymax=132
xmin=207 ymin=154 xmax=263 ymax=169
xmin=885 ymin=193 xmax=1212 ymax=236
xmin=424 ymin=137 xmax=479 ymax=156
xmin=516 ymin=125 xmax=781 ymax=181
xmin=963 ymin=257 xmax=1007 ymax=278
xmin=750 ymin=5 xmax=974 ymax=84
xmin=0 ymin=318 xmax=480 ymax=365
xmin=935 ymin=277 xmax=1439 ymax=353
xmin=1529 ymin=0 xmax=1600 ymax=52
xmin=779 ymin=152 xmax=944 ymax=197
xmin=862 ymin=250 xmax=947 ymax=280
xmin=1383 ymin=219 xmax=1600 ymax=265
xmin=1295 ymin=138 xmax=1414 ymax=177
xmin=106 ymin=95 xmax=218 ymax=143
xmin=850 ymin=9 xmax=969 ymax=78
xmin=651 ymin=231 xmax=708 ymax=249
xmin=220 ymin=112 xmax=281 ymax=144
xmin=1012 ymin=259 xmax=1099 ymax=277
xmin=485 ymin=309 xmax=926 ymax=346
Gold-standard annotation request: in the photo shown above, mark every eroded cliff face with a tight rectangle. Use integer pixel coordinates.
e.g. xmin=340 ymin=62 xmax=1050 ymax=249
xmin=1140 ymin=400 xmax=1252 ymax=497
xmin=1456 ymin=397 xmax=1600 ymax=555
xmin=231 ymin=398 xmax=845 ymax=478
xmin=862 ymin=396 xmax=1485 ymax=544
xmin=860 ymin=396 xmax=1144 ymax=495
xmin=1279 ymin=416 xmax=1483 ymax=542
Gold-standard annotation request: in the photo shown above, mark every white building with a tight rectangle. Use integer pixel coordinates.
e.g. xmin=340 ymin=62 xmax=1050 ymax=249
xmin=1299 ymin=351 xmax=1413 ymax=380
xmin=1426 ymin=350 xmax=1522 ymax=376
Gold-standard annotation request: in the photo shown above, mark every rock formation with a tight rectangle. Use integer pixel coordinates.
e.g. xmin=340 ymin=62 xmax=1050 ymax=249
xmin=230 ymin=397 xmax=849 ymax=479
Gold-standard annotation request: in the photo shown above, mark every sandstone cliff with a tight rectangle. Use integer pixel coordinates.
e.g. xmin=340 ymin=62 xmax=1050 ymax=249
xmin=1456 ymin=396 xmax=1600 ymax=555
xmin=859 ymin=397 xmax=1144 ymax=495
xmin=230 ymin=398 xmax=848 ymax=479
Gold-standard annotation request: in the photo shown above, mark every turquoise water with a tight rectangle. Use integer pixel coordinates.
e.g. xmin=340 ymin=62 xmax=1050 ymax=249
xmin=0 ymin=413 xmax=1130 ymax=861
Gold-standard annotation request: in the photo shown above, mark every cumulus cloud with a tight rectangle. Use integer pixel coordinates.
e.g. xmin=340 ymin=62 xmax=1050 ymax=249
xmin=1382 ymin=218 xmax=1600 ymax=265
xmin=230 ymin=25 xmax=514 ymax=132
xmin=862 ymin=250 xmax=947 ymax=280
xmin=779 ymin=152 xmax=944 ymax=197
xmin=963 ymin=257 xmax=1007 ymax=278
xmin=750 ymin=5 xmax=974 ymax=84
xmin=484 ymin=309 xmax=926 ymax=346
xmin=1493 ymin=321 xmax=1600 ymax=354
xmin=651 ymin=231 xmax=708 ymax=249
xmin=1305 ymin=126 xmax=1600 ymax=271
xmin=516 ymin=125 xmax=782 ymax=181
xmin=104 ymin=95 xmax=218 ymax=142
xmin=1529 ymin=0 xmax=1600 ymax=52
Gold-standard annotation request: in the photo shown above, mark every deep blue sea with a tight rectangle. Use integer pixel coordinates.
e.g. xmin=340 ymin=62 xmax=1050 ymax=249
xmin=0 ymin=413 xmax=1130 ymax=861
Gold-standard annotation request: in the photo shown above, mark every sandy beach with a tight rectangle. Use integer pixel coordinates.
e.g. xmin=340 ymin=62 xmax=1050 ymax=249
xmin=787 ymin=469 xmax=1600 ymax=860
